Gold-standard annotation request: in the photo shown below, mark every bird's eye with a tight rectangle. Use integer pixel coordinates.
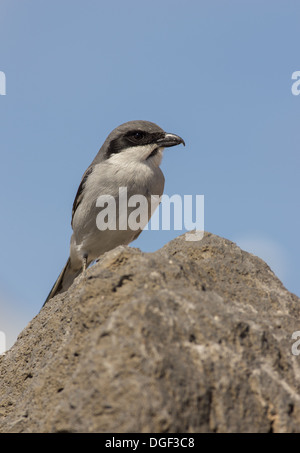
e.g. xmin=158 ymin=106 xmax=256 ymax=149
xmin=128 ymin=131 xmax=145 ymax=141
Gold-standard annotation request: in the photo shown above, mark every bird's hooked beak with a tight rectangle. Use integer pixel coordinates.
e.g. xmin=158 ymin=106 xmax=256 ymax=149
xmin=156 ymin=133 xmax=185 ymax=148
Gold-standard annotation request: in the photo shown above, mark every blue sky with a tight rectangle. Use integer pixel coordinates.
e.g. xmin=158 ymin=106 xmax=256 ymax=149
xmin=0 ymin=0 xmax=299 ymax=349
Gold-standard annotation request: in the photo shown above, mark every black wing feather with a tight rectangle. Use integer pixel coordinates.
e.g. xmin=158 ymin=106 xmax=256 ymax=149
xmin=71 ymin=166 xmax=94 ymax=227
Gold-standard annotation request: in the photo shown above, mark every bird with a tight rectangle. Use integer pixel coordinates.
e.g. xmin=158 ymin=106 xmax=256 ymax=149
xmin=44 ymin=120 xmax=185 ymax=305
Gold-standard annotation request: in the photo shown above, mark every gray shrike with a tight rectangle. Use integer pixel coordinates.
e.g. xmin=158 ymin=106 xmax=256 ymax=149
xmin=44 ymin=120 xmax=185 ymax=305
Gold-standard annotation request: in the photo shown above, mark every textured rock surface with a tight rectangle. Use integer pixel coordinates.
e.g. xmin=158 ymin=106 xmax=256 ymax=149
xmin=0 ymin=232 xmax=300 ymax=433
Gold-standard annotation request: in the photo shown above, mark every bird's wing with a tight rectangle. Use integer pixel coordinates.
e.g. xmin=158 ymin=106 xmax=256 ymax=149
xmin=71 ymin=166 xmax=94 ymax=227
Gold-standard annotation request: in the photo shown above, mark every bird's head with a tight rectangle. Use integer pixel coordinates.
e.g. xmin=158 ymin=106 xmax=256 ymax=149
xmin=96 ymin=120 xmax=185 ymax=168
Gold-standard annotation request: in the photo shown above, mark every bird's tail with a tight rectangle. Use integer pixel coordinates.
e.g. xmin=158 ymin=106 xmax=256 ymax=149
xmin=43 ymin=258 xmax=82 ymax=306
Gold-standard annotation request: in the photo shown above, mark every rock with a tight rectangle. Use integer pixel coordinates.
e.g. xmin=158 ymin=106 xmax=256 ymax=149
xmin=0 ymin=232 xmax=299 ymax=433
